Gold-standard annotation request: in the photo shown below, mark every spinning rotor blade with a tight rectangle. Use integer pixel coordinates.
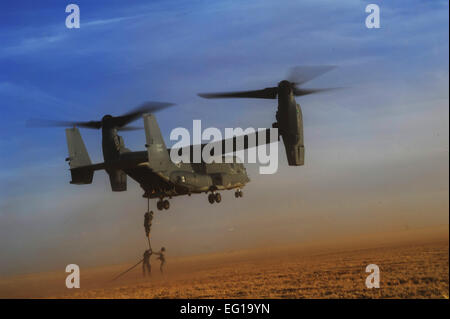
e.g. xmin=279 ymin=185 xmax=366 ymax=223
xmin=113 ymin=101 xmax=175 ymax=127
xmin=287 ymin=65 xmax=336 ymax=86
xmin=27 ymin=101 xmax=174 ymax=130
xmin=198 ymin=66 xmax=338 ymax=100
xmin=26 ymin=118 xmax=102 ymax=129
xmin=117 ymin=126 xmax=143 ymax=131
xmin=198 ymin=87 xmax=277 ymax=99
xmin=293 ymin=87 xmax=341 ymax=97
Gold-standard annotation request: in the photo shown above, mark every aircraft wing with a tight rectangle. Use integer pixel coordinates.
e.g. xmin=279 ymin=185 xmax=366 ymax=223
xmin=169 ymin=128 xmax=279 ymax=158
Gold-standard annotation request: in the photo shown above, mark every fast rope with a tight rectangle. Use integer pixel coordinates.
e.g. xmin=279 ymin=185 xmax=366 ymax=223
xmin=111 ymin=258 xmax=143 ymax=282
xmin=111 ymin=196 xmax=154 ymax=281
xmin=145 ymin=197 xmax=153 ymax=250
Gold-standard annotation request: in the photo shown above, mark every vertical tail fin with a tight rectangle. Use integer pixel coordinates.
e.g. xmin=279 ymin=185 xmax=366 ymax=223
xmin=143 ymin=114 xmax=173 ymax=174
xmin=65 ymin=127 xmax=94 ymax=184
xmin=66 ymin=127 xmax=91 ymax=168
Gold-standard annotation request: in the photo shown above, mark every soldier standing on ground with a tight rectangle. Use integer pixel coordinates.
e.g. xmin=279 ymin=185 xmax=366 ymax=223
xmin=142 ymin=249 xmax=152 ymax=277
xmin=154 ymin=247 xmax=166 ymax=273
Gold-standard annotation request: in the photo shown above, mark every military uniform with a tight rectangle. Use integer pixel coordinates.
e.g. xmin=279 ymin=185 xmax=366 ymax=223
xmin=155 ymin=247 xmax=166 ymax=273
xmin=142 ymin=249 xmax=152 ymax=276
xmin=144 ymin=211 xmax=154 ymax=238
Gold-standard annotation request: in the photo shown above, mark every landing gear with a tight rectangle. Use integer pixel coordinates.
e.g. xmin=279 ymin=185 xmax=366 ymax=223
xmin=163 ymin=200 xmax=170 ymax=210
xmin=157 ymin=199 xmax=170 ymax=210
xmin=235 ymin=189 xmax=243 ymax=198
xmin=208 ymin=192 xmax=222 ymax=204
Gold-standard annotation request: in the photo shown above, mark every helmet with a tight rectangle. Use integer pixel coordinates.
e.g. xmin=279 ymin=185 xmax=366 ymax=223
xmin=161 ymin=247 xmax=166 ymax=252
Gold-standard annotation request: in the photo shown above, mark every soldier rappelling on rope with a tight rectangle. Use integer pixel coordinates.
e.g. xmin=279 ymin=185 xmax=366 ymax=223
xmin=144 ymin=196 xmax=154 ymax=249
xmin=111 ymin=200 xmax=168 ymax=281
xmin=144 ymin=210 xmax=153 ymax=238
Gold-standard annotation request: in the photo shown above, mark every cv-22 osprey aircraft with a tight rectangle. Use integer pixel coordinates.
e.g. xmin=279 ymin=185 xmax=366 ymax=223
xmin=29 ymin=66 xmax=336 ymax=210
xmin=61 ymin=106 xmax=268 ymax=210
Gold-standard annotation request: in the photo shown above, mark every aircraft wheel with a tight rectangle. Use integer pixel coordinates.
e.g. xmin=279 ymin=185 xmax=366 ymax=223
xmin=214 ymin=193 xmax=221 ymax=203
xmin=157 ymin=201 xmax=163 ymax=210
xmin=163 ymin=200 xmax=170 ymax=210
xmin=208 ymin=193 xmax=215 ymax=204
xmin=238 ymin=190 xmax=243 ymax=197
xmin=235 ymin=191 xmax=239 ymax=198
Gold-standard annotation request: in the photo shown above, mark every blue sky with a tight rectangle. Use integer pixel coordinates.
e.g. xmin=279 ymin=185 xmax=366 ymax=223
xmin=0 ymin=0 xmax=448 ymax=275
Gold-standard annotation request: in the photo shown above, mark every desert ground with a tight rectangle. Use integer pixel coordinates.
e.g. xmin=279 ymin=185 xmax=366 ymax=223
xmin=0 ymin=225 xmax=448 ymax=299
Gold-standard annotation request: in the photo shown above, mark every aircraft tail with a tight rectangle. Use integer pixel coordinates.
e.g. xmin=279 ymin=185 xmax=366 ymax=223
xmin=65 ymin=127 xmax=101 ymax=184
xmin=143 ymin=114 xmax=173 ymax=174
